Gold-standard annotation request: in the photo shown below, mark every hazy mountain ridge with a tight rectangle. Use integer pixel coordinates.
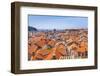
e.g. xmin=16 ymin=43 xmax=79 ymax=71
xmin=28 ymin=26 xmax=88 ymax=32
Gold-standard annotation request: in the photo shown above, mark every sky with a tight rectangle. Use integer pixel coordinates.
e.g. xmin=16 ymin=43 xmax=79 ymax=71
xmin=28 ymin=15 xmax=88 ymax=30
